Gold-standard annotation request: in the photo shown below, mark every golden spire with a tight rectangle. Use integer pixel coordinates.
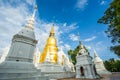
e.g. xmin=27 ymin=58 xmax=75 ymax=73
xmin=49 ymin=24 xmax=55 ymax=37
xmin=39 ymin=23 xmax=58 ymax=64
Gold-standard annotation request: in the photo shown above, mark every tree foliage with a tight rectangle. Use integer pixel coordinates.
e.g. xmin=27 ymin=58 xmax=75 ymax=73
xmin=68 ymin=45 xmax=89 ymax=65
xmin=98 ymin=0 xmax=120 ymax=57
xmin=104 ymin=58 xmax=120 ymax=72
xmin=68 ymin=46 xmax=79 ymax=65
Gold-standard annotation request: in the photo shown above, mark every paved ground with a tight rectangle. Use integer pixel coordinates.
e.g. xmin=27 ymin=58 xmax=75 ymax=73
xmin=58 ymin=73 xmax=120 ymax=80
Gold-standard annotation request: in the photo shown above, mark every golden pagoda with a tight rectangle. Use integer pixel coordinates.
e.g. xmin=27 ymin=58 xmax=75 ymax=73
xmin=40 ymin=24 xmax=58 ymax=64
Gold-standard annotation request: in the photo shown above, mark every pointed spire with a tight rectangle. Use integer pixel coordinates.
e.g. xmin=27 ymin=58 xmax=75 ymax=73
xmin=32 ymin=5 xmax=37 ymax=18
xmin=94 ymin=49 xmax=103 ymax=62
xmin=50 ymin=23 xmax=54 ymax=34
xmin=49 ymin=23 xmax=55 ymax=36
xmin=77 ymin=33 xmax=83 ymax=48
xmin=25 ymin=5 xmax=37 ymax=30
xmin=78 ymin=32 xmax=80 ymax=42
xmin=94 ymin=49 xmax=99 ymax=58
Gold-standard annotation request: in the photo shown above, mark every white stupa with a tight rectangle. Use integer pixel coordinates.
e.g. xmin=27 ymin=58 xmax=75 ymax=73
xmin=94 ymin=50 xmax=111 ymax=75
xmin=33 ymin=48 xmax=41 ymax=67
xmin=0 ymin=6 xmax=49 ymax=80
xmin=58 ymin=48 xmax=75 ymax=72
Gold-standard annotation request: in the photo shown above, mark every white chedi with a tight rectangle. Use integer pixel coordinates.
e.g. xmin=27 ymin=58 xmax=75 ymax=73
xmin=0 ymin=7 xmax=49 ymax=80
xmin=58 ymin=48 xmax=75 ymax=72
xmin=58 ymin=48 xmax=68 ymax=65
xmin=94 ymin=50 xmax=111 ymax=75
xmin=33 ymin=48 xmax=41 ymax=67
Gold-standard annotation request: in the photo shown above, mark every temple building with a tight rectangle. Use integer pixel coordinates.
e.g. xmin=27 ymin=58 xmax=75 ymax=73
xmin=94 ymin=50 xmax=111 ymax=75
xmin=76 ymin=41 xmax=99 ymax=79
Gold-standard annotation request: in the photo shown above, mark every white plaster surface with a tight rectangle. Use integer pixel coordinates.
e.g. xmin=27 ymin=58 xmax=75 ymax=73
xmin=94 ymin=51 xmax=111 ymax=75
xmin=76 ymin=54 xmax=98 ymax=79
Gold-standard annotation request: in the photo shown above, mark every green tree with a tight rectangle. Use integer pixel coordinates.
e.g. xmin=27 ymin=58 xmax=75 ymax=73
xmin=98 ymin=0 xmax=120 ymax=57
xmin=68 ymin=46 xmax=79 ymax=65
xmin=104 ymin=58 xmax=120 ymax=72
xmin=68 ymin=45 xmax=89 ymax=65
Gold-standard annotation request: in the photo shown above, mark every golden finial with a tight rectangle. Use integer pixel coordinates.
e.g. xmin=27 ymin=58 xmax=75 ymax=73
xmin=50 ymin=23 xmax=54 ymax=33
xmin=49 ymin=23 xmax=55 ymax=36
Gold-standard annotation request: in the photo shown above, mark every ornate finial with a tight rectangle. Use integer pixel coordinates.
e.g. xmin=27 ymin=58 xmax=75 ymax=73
xmin=77 ymin=32 xmax=82 ymax=48
xmin=77 ymin=32 xmax=81 ymax=44
xmin=25 ymin=4 xmax=37 ymax=30
xmin=49 ymin=23 xmax=55 ymax=36
xmin=32 ymin=5 xmax=37 ymax=18
xmin=50 ymin=25 xmax=54 ymax=34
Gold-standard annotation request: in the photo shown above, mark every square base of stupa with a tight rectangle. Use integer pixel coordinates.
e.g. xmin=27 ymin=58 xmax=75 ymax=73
xmin=0 ymin=61 xmax=49 ymax=80
xmin=37 ymin=62 xmax=75 ymax=79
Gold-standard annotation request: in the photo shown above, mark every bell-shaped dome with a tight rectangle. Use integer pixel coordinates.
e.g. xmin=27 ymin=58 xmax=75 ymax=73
xmin=46 ymin=24 xmax=57 ymax=46
xmin=46 ymin=37 xmax=57 ymax=46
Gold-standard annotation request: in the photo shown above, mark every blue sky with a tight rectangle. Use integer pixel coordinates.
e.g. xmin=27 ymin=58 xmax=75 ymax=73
xmin=0 ymin=0 xmax=119 ymax=60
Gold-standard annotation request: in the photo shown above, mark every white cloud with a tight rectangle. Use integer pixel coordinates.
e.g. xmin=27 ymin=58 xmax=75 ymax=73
xmin=75 ymin=0 xmax=88 ymax=10
xmin=69 ymin=34 xmax=79 ymax=41
xmin=84 ymin=41 xmax=107 ymax=58
xmin=63 ymin=23 xmax=67 ymax=27
xmin=58 ymin=44 xmax=71 ymax=52
xmin=0 ymin=46 xmax=10 ymax=63
xmin=62 ymin=23 xmax=78 ymax=33
xmin=84 ymin=36 xmax=96 ymax=42
xmin=64 ymin=44 xmax=71 ymax=50
xmin=0 ymin=0 xmax=76 ymax=57
xmin=100 ymin=0 xmax=106 ymax=5
xmin=85 ymin=45 xmax=92 ymax=50
xmin=0 ymin=0 xmax=31 ymax=56
xmin=26 ymin=0 xmax=34 ymax=5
